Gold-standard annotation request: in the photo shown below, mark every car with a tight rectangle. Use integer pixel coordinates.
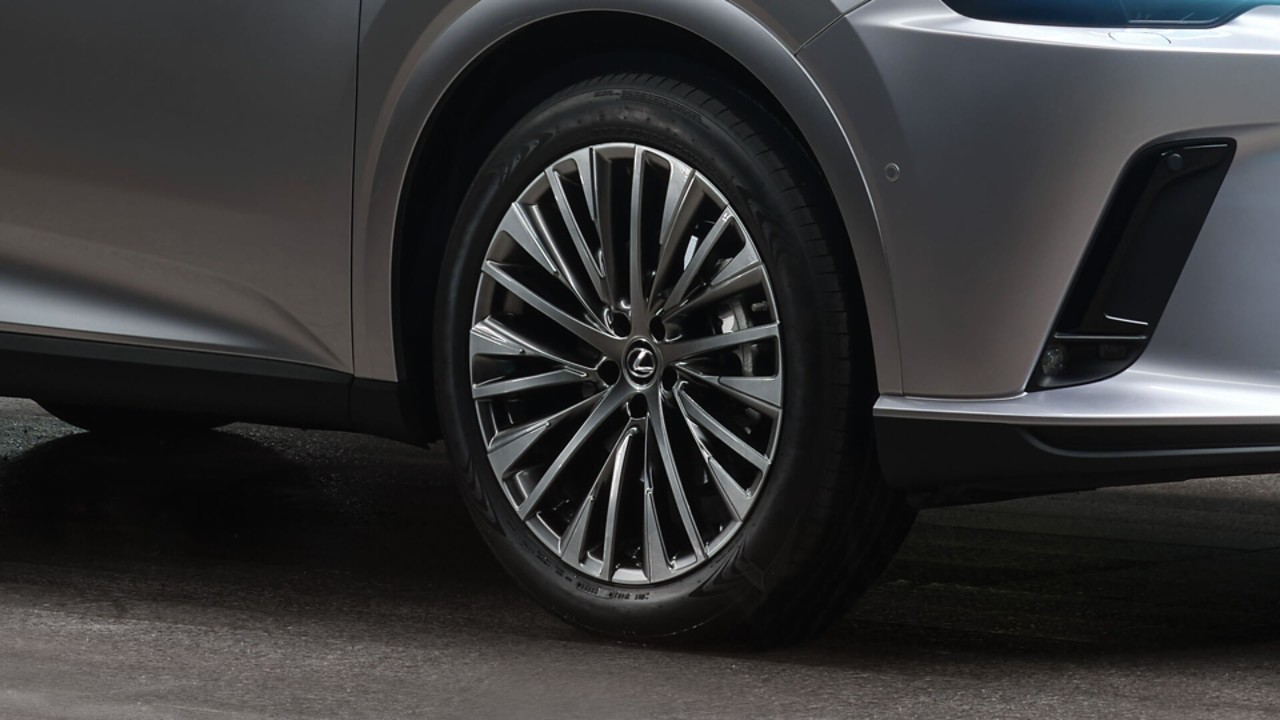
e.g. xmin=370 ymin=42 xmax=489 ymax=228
xmin=2 ymin=0 xmax=1278 ymax=646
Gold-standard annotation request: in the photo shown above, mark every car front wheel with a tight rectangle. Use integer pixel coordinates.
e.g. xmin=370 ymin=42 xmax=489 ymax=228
xmin=436 ymin=67 xmax=914 ymax=646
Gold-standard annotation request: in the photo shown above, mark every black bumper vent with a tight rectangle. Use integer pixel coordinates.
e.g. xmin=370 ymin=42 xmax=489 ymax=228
xmin=1032 ymin=139 xmax=1236 ymax=390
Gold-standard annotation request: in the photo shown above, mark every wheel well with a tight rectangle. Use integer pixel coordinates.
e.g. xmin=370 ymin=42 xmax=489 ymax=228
xmin=394 ymin=11 xmax=845 ymax=439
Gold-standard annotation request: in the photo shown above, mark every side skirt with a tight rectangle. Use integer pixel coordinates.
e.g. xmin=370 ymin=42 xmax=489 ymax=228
xmin=0 ymin=332 xmax=435 ymax=445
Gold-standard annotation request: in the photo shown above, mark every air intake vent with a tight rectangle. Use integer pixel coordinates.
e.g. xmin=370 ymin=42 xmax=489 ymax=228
xmin=1032 ymin=139 xmax=1236 ymax=390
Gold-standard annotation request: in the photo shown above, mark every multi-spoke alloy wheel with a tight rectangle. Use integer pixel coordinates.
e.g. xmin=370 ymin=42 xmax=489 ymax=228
xmin=470 ymin=143 xmax=782 ymax=584
xmin=438 ymin=70 xmax=913 ymax=645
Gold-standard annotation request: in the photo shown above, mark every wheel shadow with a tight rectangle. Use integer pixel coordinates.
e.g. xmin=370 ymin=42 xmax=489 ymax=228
xmin=0 ymin=428 xmax=510 ymax=591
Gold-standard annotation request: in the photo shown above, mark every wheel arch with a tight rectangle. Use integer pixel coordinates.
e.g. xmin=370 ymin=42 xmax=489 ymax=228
xmin=351 ymin=0 xmax=902 ymax=436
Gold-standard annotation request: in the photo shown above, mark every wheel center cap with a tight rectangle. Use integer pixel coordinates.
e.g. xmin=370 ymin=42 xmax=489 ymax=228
xmin=624 ymin=341 xmax=659 ymax=385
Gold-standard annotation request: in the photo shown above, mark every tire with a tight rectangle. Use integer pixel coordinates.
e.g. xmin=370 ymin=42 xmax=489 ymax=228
xmin=435 ymin=66 xmax=914 ymax=646
xmin=38 ymin=402 xmax=228 ymax=435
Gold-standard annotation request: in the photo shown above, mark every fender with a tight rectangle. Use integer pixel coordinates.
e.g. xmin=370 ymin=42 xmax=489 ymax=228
xmin=350 ymin=0 xmax=903 ymax=394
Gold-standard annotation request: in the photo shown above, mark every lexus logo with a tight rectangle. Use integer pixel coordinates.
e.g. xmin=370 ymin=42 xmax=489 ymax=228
xmin=626 ymin=345 xmax=657 ymax=382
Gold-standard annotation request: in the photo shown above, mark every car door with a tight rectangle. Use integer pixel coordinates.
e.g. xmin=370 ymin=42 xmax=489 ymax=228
xmin=0 ymin=1 xmax=360 ymax=372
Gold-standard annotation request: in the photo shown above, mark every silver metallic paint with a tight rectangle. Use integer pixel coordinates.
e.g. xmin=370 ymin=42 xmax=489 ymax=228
xmin=802 ymin=0 xmax=1280 ymax=399
xmin=3 ymin=0 xmax=1278 ymax=437
xmin=0 ymin=1 xmax=360 ymax=370
xmin=878 ymin=118 xmax=1280 ymax=426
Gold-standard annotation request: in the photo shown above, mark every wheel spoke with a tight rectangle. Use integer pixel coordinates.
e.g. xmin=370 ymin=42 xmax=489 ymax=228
xmin=666 ymin=259 xmax=766 ymax=320
xmin=673 ymin=367 xmax=781 ymax=416
xmin=591 ymin=149 xmax=623 ymax=310
xmin=662 ymin=322 xmax=779 ymax=364
xmin=486 ymin=392 xmax=602 ymax=479
xmin=557 ymin=481 xmax=599 ymax=568
xmin=561 ymin=425 xmax=637 ymax=577
xmin=641 ymin=424 xmax=673 ymax=583
xmin=663 ymin=207 xmax=734 ymax=312
xmin=469 ymin=317 xmax=594 ymax=372
xmin=708 ymin=238 xmax=762 ymax=288
xmin=483 ymin=261 xmax=621 ymax=356
xmin=686 ymin=429 xmax=752 ymax=523
xmin=670 ymin=387 xmax=756 ymax=523
xmin=517 ymin=385 xmax=629 ymax=520
xmin=496 ymin=202 xmax=561 ymax=279
xmin=649 ymin=165 xmax=702 ymax=309
xmin=706 ymin=454 xmax=751 ymax=522
xmin=496 ymin=194 xmax=607 ymax=326
xmin=546 ymin=155 xmax=609 ymax=305
xmin=599 ymin=425 xmax=635 ymax=580
xmin=657 ymin=162 xmax=696 ymax=250
xmin=650 ymin=393 xmax=708 ymax=562
xmin=526 ymin=203 xmax=608 ymax=325
xmin=472 ymin=368 xmax=591 ymax=400
xmin=675 ymin=384 xmax=770 ymax=471
xmin=628 ymin=146 xmax=648 ymax=318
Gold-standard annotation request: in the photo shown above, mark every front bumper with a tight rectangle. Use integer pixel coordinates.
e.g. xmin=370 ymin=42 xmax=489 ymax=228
xmin=801 ymin=0 xmax=1280 ymax=403
xmin=801 ymin=1 xmax=1280 ymax=498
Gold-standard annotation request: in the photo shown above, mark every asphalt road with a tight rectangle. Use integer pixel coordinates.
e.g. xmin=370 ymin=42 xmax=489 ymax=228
xmin=0 ymin=398 xmax=1276 ymax=719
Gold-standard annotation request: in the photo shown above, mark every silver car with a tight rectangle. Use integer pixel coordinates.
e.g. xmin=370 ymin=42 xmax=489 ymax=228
xmin=2 ymin=0 xmax=1278 ymax=645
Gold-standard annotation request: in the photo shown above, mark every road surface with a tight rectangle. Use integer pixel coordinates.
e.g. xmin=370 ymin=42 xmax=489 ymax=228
xmin=0 ymin=398 xmax=1276 ymax=719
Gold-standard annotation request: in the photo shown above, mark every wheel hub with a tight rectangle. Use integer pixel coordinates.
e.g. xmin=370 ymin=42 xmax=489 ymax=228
xmin=623 ymin=340 xmax=659 ymax=386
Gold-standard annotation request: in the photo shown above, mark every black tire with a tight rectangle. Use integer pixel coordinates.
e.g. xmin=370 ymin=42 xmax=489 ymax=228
xmin=38 ymin=402 xmax=228 ymax=435
xmin=435 ymin=67 xmax=914 ymax=646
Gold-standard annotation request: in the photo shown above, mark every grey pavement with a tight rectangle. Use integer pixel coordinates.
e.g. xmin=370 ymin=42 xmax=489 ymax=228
xmin=0 ymin=397 xmax=1275 ymax=719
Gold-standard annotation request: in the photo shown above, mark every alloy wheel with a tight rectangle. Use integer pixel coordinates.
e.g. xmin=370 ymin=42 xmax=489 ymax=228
xmin=469 ymin=143 xmax=783 ymax=585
